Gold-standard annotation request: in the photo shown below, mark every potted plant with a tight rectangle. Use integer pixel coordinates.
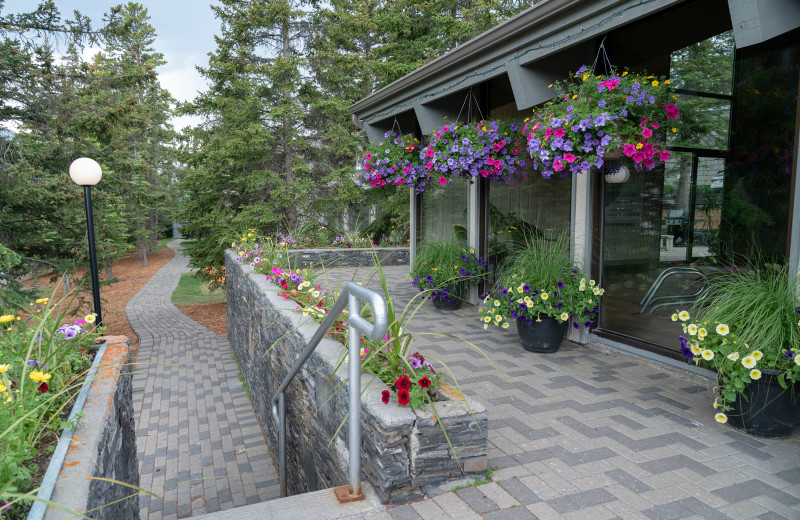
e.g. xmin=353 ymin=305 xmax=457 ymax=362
xmin=674 ymin=263 xmax=800 ymax=438
xmin=524 ymin=65 xmax=679 ymax=179
xmin=479 ymin=232 xmax=603 ymax=352
xmin=425 ymin=120 xmax=527 ymax=184
xmin=359 ymin=131 xmax=429 ymax=193
xmin=410 ymin=237 xmax=486 ymax=310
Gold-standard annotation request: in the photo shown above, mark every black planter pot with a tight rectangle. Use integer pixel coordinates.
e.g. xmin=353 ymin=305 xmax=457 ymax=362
xmin=431 ymin=284 xmax=466 ymax=311
xmin=726 ymin=368 xmax=800 ymax=438
xmin=516 ymin=316 xmax=568 ymax=353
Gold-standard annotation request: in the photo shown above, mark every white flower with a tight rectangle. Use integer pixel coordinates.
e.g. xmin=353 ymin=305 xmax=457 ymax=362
xmin=540 ymin=292 xmax=549 ymax=301
xmin=560 ymin=312 xmax=569 ymax=321
xmin=589 ymin=279 xmax=596 ymax=286
xmin=726 ymin=352 xmax=740 ymax=362
xmin=678 ymin=310 xmax=690 ymax=321
xmin=750 ymin=369 xmax=762 ymax=380
xmin=698 ymin=328 xmax=707 ymax=338
xmin=701 ymin=349 xmax=714 ymax=361
xmin=671 ymin=313 xmax=678 ymax=321
xmin=494 ymin=300 xmax=501 ymax=307
xmin=502 ymin=322 xmax=509 ymax=329
xmin=495 ymin=314 xmax=503 ymax=323
xmin=795 ymin=354 xmax=800 ymax=366
xmin=715 ymin=413 xmax=728 ymax=424
xmin=687 ymin=324 xmax=698 ymax=336
xmin=579 ymin=285 xmax=586 ymax=292
xmin=715 ymin=323 xmax=730 ymax=336
xmin=690 ymin=345 xmax=701 ymax=355
xmin=592 ymin=287 xmax=600 ymax=295
xmin=742 ymin=356 xmax=757 ymax=369
xmin=752 ymin=350 xmax=763 ymax=361
xmin=597 ymin=288 xmax=605 ymax=295
xmin=85 ymin=314 xmax=96 ymax=324
xmin=483 ymin=324 xmax=488 ymax=329
xmin=483 ymin=316 xmax=492 ymax=323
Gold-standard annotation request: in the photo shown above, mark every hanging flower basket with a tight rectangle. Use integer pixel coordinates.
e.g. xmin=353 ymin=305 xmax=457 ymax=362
xmin=524 ymin=65 xmax=680 ymax=179
xmin=426 ymin=120 xmax=527 ymax=185
xmin=359 ymin=131 xmax=429 ymax=193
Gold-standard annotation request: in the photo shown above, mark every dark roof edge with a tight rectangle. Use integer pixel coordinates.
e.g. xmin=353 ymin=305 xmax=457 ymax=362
xmin=348 ymin=0 xmax=581 ymax=116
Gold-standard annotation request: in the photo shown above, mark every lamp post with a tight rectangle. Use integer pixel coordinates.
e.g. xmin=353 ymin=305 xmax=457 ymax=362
xmin=69 ymin=158 xmax=103 ymax=327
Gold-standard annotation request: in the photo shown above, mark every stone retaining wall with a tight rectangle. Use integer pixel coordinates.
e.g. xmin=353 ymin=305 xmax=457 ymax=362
xmin=44 ymin=336 xmax=139 ymax=520
xmin=225 ymin=250 xmax=487 ymax=504
xmin=288 ymin=247 xmax=408 ymax=269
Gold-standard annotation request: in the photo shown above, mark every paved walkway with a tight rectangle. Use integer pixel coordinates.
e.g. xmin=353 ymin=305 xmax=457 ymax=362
xmin=322 ymin=266 xmax=800 ymax=520
xmin=127 ymin=241 xmax=280 ymax=520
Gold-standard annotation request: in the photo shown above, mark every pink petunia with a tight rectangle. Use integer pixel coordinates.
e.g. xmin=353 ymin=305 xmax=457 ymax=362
xmin=641 ymin=128 xmax=653 ymax=138
xmin=553 ymin=159 xmax=565 ymax=172
xmin=623 ymin=144 xmax=637 ymax=157
xmin=425 ymin=162 xmax=433 ymax=169
xmin=426 ymin=147 xmax=434 ymax=158
xmin=651 ymin=121 xmax=659 ymax=130
xmin=439 ymin=176 xmax=447 ymax=185
xmin=665 ymin=103 xmax=679 ymax=119
xmin=562 ymin=153 xmax=577 ymax=163
xmin=659 ymin=150 xmax=671 ymax=161
xmin=554 ymin=128 xmax=566 ymax=139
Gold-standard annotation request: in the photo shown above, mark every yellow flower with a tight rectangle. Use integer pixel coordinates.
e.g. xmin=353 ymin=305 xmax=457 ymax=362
xmin=651 ymin=80 xmax=659 ymax=86
xmin=636 ymin=143 xmax=644 ymax=149
xmin=560 ymin=312 xmax=569 ymax=321
xmin=579 ymin=285 xmax=586 ymax=292
xmin=664 ymin=80 xmax=671 ymax=84
xmin=592 ymin=287 xmax=601 ymax=295
xmin=29 ymin=370 xmax=51 ymax=384
xmin=701 ymin=349 xmax=714 ymax=361
xmin=36 ymin=298 xmax=49 ymax=304
xmin=495 ymin=315 xmax=503 ymax=323
xmin=547 ymin=83 xmax=553 ymax=88
xmin=715 ymin=413 xmax=728 ymax=424
xmin=715 ymin=324 xmax=730 ymax=336
xmin=502 ymin=322 xmax=510 ymax=329
xmin=0 ymin=382 xmax=5 ymax=393
xmin=678 ymin=311 xmax=690 ymax=321
xmin=0 ymin=364 xmax=10 ymax=373
xmin=671 ymin=128 xmax=677 ymax=133
xmin=671 ymin=313 xmax=678 ymax=322
xmin=622 ymin=71 xmax=628 ymax=76
xmin=483 ymin=316 xmax=492 ymax=323
xmin=494 ymin=300 xmax=501 ymax=307
xmin=85 ymin=314 xmax=96 ymax=324
xmin=540 ymin=292 xmax=549 ymax=301
xmin=687 ymin=324 xmax=698 ymax=336
xmin=742 ymin=356 xmax=757 ymax=369
xmin=690 ymin=345 xmax=701 ymax=355
xmin=698 ymin=328 xmax=707 ymax=339
xmin=750 ymin=369 xmax=762 ymax=380
xmin=0 ymin=315 xmax=14 ymax=323
xmin=752 ymin=350 xmax=763 ymax=361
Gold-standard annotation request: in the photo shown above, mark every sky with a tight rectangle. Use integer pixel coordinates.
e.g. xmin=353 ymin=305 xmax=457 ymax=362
xmin=3 ymin=0 xmax=222 ymax=130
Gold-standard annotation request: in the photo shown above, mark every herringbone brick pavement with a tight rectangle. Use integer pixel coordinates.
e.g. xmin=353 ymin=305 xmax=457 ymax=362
xmin=127 ymin=240 xmax=279 ymax=520
xmin=323 ymin=266 xmax=800 ymax=520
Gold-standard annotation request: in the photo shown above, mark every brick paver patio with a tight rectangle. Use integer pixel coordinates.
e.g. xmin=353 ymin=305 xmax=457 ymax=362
xmin=321 ymin=265 xmax=800 ymax=520
xmin=128 ymin=247 xmax=800 ymax=519
xmin=127 ymin=241 xmax=280 ymax=520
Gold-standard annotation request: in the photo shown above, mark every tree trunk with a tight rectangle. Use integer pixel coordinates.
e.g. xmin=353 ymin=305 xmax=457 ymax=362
xmin=105 ymin=266 xmax=113 ymax=280
xmin=62 ymin=272 xmax=71 ymax=297
xmin=282 ymin=20 xmax=298 ymax=230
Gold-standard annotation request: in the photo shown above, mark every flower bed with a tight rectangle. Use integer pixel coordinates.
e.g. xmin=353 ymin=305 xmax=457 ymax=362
xmin=225 ymin=250 xmax=488 ymax=504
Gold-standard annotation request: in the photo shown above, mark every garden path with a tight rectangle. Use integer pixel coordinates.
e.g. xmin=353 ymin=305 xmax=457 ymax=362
xmin=127 ymin=240 xmax=279 ymax=520
xmin=322 ymin=265 xmax=800 ymax=520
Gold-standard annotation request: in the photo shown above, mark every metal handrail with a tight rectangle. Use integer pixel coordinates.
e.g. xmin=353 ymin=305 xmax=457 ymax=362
xmin=640 ymin=267 xmax=709 ymax=314
xmin=271 ymin=281 xmax=388 ymax=498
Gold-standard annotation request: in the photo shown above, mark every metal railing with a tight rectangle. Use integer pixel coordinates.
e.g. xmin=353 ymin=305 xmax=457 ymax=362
xmin=271 ymin=281 xmax=388 ymax=498
xmin=640 ymin=266 xmax=710 ymax=314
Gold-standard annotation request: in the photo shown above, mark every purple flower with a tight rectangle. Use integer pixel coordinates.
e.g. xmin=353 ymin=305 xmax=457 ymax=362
xmin=573 ymin=322 xmax=579 ymax=329
xmin=786 ymin=350 xmax=795 ymax=361
xmin=556 ymin=302 xmax=564 ymax=310
xmin=522 ymin=284 xmax=530 ymax=292
xmin=679 ymin=336 xmax=692 ymax=360
xmin=409 ymin=356 xmax=423 ymax=369
xmin=557 ymin=280 xmax=565 ymax=288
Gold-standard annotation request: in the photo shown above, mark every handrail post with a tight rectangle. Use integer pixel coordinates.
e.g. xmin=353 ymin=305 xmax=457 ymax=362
xmin=279 ymin=391 xmax=287 ymax=497
xmin=347 ymin=291 xmax=363 ymax=497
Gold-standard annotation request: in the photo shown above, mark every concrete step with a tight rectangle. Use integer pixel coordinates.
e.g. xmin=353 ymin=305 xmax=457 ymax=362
xmin=190 ymin=483 xmax=386 ymax=520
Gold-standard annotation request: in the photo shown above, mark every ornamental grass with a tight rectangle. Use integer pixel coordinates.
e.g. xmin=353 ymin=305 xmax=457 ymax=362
xmin=409 ymin=237 xmax=486 ymax=303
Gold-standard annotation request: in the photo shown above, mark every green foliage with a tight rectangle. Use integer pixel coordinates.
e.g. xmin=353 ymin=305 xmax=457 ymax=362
xmin=410 ymin=237 xmax=486 ymax=294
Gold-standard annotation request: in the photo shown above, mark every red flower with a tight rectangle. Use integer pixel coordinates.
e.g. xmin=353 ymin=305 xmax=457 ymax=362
xmin=381 ymin=390 xmax=391 ymax=404
xmin=395 ymin=375 xmax=412 ymax=391
xmin=38 ymin=382 xmax=49 ymax=393
xmin=397 ymin=389 xmax=410 ymax=406
xmin=418 ymin=377 xmax=432 ymax=388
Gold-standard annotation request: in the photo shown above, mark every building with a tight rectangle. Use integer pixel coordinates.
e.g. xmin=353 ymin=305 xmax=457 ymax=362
xmin=349 ymin=0 xmax=800 ymax=363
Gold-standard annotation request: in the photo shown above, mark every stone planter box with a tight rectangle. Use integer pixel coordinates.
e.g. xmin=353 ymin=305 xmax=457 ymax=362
xmin=31 ymin=336 xmax=139 ymax=520
xmin=287 ymin=247 xmax=409 ymax=269
xmin=225 ymin=250 xmax=487 ymax=504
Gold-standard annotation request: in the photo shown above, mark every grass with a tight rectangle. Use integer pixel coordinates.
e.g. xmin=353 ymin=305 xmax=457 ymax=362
xmin=450 ymin=466 xmax=500 ymax=492
xmin=157 ymin=237 xmax=173 ymax=251
xmin=171 ymin=273 xmax=226 ymax=305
